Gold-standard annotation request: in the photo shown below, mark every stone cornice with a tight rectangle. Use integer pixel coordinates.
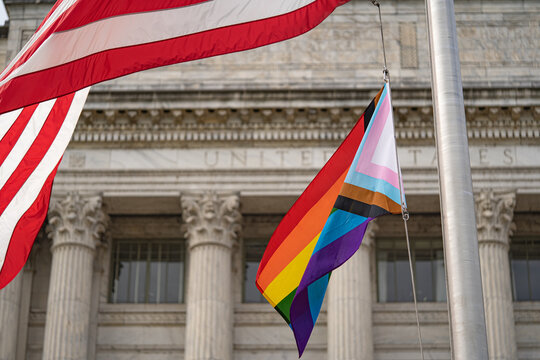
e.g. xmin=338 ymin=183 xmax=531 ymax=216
xmin=84 ymin=88 xmax=540 ymax=111
xmin=72 ymin=104 xmax=539 ymax=147
xmin=86 ymin=87 xmax=540 ymax=107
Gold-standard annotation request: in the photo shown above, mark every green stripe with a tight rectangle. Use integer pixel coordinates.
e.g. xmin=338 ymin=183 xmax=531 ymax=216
xmin=274 ymin=288 xmax=296 ymax=324
xmin=273 ymin=273 xmax=333 ymax=325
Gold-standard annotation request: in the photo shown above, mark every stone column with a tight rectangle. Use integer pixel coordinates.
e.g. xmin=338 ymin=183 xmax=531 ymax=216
xmin=328 ymin=222 xmax=378 ymax=360
xmin=181 ymin=191 xmax=241 ymax=360
xmin=43 ymin=193 xmax=109 ymax=360
xmin=0 ymin=271 xmax=23 ymax=360
xmin=475 ymin=190 xmax=517 ymax=360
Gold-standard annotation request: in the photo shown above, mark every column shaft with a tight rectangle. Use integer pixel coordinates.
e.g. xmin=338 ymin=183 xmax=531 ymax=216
xmin=476 ymin=190 xmax=517 ymax=360
xmin=185 ymin=243 xmax=233 ymax=360
xmin=42 ymin=193 xmax=108 ymax=360
xmin=0 ymin=272 xmax=23 ymax=360
xmin=43 ymin=244 xmax=95 ymax=360
xmin=479 ymin=242 xmax=516 ymax=360
xmin=182 ymin=192 xmax=241 ymax=360
xmin=328 ymin=223 xmax=376 ymax=360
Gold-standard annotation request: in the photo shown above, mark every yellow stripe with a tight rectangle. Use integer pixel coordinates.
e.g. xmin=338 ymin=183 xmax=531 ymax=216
xmin=262 ymin=233 xmax=320 ymax=307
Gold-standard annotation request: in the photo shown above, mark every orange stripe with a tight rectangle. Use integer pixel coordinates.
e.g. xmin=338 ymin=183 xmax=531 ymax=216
xmin=257 ymin=169 xmax=348 ymax=291
xmin=339 ymin=183 xmax=401 ymax=214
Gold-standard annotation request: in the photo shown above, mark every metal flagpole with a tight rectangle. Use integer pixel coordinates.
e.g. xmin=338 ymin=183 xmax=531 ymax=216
xmin=424 ymin=0 xmax=489 ymax=359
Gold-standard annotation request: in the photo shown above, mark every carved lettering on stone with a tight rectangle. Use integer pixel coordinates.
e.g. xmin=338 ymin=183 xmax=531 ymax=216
xmin=181 ymin=191 xmax=241 ymax=250
xmin=475 ymin=190 xmax=516 ymax=246
xmin=47 ymin=192 xmax=109 ymax=251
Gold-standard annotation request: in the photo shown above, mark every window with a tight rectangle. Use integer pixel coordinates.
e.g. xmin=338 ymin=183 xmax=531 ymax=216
xmin=511 ymin=237 xmax=540 ymax=301
xmin=377 ymin=237 xmax=446 ymax=303
xmin=109 ymin=239 xmax=185 ymax=304
xmin=243 ymin=240 xmax=267 ymax=303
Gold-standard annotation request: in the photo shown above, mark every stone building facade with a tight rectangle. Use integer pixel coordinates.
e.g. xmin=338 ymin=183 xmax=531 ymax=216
xmin=0 ymin=0 xmax=539 ymax=359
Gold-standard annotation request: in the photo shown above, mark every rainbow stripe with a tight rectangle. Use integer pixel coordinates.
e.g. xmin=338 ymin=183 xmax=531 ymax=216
xmin=256 ymin=83 xmax=404 ymax=356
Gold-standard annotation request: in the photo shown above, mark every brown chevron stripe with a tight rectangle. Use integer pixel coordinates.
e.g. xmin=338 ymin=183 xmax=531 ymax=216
xmin=339 ymin=182 xmax=401 ymax=214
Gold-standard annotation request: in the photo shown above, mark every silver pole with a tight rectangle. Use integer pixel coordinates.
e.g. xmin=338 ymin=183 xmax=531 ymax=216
xmin=425 ymin=0 xmax=489 ymax=359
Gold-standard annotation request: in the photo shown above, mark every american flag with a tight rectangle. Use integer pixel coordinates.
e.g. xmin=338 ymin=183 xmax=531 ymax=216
xmin=0 ymin=0 xmax=350 ymax=288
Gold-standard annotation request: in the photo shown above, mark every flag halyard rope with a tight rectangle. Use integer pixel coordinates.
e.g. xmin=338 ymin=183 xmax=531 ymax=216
xmin=371 ymin=1 xmax=389 ymax=82
xmin=370 ymin=2 xmax=425 ymax=359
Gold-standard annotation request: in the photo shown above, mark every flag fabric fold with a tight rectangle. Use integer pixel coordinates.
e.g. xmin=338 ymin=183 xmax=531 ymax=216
xmin=0 ymin=0 xmax=351 ymax=114
xmin=256 ymin=83 xmax=404 ymax=356
xmin=0 ymin=89 xmax=89 ymax=289
xmin=0 ymin=0 xmax=351 ymax=289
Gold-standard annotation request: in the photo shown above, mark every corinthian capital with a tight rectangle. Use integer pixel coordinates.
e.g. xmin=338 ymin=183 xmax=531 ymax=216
xmin=475 ymin=190 xmax=516 ymax=246
xmin=47 ymin=192 xmax=109 ymax=251
xmin=181 ymin=191 xmax=241 ymax=250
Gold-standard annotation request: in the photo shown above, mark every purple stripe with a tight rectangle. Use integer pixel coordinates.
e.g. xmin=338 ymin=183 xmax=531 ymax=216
xmin=289 ymin=218 xmax=372 ymax=356
xmin=297 ymin=219 xmax=371 ymax=293
xmin=289 ymin=287 xmax=313 ymax=356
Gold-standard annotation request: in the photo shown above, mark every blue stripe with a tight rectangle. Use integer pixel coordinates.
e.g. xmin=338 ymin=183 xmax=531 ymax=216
xmin=345 ymin=172 xmax=401 ymax=205
xmin=313 ymin=209 xmax=367 ymax=253
xmin=307 ymin=274 xmax=329 ymax=324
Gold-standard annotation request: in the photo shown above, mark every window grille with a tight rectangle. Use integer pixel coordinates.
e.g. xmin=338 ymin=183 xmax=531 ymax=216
xmin=243 ymin=240 xmax=268 ymax=303
xmin=109 ymin=239 xmax=185 ymax=304
xmin=377 ymin=237 xmax=446 ymax=303
xmin=510 ymin=237 xmax=540 ymax=301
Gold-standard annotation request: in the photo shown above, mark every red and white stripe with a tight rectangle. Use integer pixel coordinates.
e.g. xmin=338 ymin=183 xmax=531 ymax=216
xmin=0 ymin=0 xmax=348 ymax=114
xmin=0 ymin=89 xmax=89 ymax=288
xmin=0 ymin=0 xmax=349 ymax=288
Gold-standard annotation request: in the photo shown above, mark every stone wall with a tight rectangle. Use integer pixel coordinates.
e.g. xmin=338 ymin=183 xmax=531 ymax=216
xmin=98 ymin=0 xmax=539 ymax=91
xmin=3 ymin=1 xmax=539 ymax=91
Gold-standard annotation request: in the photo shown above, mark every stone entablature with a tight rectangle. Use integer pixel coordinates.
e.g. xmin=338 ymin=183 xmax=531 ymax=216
xmin=59 ymin=145 xmax=540 ymax=173
xmin=72 ymin=104 xmax=539 ymax=147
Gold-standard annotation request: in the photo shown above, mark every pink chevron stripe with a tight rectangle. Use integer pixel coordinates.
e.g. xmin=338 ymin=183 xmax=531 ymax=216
xmin=354 ymin=94 xmax=400 ymax=189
